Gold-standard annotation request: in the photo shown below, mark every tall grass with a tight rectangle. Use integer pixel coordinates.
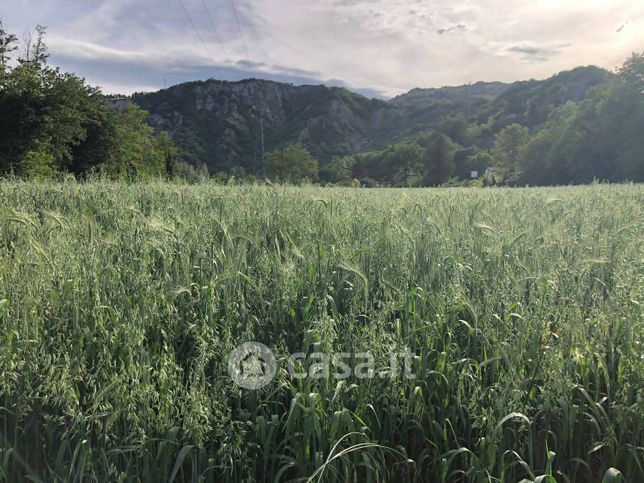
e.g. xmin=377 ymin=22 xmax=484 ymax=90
xmin=0 ymin=181 xmax=642 ymax=482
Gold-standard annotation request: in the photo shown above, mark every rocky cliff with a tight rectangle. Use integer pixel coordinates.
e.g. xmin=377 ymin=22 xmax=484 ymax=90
xmin=132 ymin=66 xmax=612 ymax=174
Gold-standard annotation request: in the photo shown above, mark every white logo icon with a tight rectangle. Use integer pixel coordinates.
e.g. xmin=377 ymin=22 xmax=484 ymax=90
xmin=228 ymin=342 xmax=277 ymax=389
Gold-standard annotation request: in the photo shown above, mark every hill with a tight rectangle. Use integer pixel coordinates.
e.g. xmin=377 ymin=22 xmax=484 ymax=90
xmin=132 ymin=66 xmax=613 ymax=175
xmin=133 ymin=79 xmax=386 ymax=174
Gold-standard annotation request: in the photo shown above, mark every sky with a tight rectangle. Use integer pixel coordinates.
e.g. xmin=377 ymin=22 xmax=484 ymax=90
xmin=3 ymin=0 xmax=643 ymax=98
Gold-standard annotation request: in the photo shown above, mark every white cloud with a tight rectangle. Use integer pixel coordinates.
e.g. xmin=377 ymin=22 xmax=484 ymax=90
xmin=5 ymin=0 xmax=644 ymax=96
xmin=49 ymin=37 xmax=151 ymax=63
xmin=239 ymin=0 xmax=644 ymax=95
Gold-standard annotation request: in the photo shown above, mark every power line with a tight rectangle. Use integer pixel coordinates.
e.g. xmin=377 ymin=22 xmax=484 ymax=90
xmin=177 ymin=0 xmax=218 ymax=66
xmin=229 ymin=0 xmax=250 ymax=61
xmin=201 ymin=0 xmax=231 ymax=63
xmin=228 ymin=0 xmax=265 ymax=178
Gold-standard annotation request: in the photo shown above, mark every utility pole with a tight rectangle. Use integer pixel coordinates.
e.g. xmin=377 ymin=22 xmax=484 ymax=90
xmin=252 ymin=104 xmax=269 ymax=178
xmin=260 ymin=108 xmax=265 ymax=176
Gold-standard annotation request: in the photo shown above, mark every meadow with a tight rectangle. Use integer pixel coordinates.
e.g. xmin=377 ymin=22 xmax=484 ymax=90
xmin=0 ymin=181 xmax=642 ymax=482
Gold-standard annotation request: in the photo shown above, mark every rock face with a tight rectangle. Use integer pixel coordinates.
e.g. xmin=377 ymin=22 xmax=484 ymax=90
xmin=134 ymin=79 xmax=386 ymax=173
xmin=107 ymin=97 xmax=133 ymax=113
xmin=132 ymin=66 xmax=612 ymax=174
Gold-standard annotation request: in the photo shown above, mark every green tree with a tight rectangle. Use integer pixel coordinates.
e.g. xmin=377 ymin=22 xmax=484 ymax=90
xmin=0 ymin=24 xmax=177 ymax=179
xmin=618 ymin=51 xmax=644 ymax=92
xmin=418 ymin=132 xmax=458 ymax=185
xmin=386 ymin=141 xmax=423 ymax=186
xmin=1 ymin=53 xmax=111 ymax=176
xmin=323 ymin=155 xmax=355 ymax=184
xmin=519 ymin=102 xmax=580 ymax=185
xmin=174 ymin=160 xmax=210 ymax=183
xmin=154 ymin=131 xmax=180 ymax=176
xmin=452 ymin=146 xmax=477 ymax=178
xmin=20 ymin=140 xmax=57 ymax=178
xmin=439 ymin=115 xmax=471 ymax=145
xmin=521 ymin=52 xmax=644 ymax=185
xmin=0 ymin=28 xmax=55 ymax=175
xmin=264 ymin=143 xmax=318 ymax=183
xmin=105 ymin=105 xmax=167 ymax=178
xmin=492 ymin=123 xmax=530 ymax=184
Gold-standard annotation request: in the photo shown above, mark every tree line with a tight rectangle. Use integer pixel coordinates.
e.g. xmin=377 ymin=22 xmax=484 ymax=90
xmin=170 ymin=51 xmax=644 ymax=187
xmin=319 ymin=52 xmax=643 ymax=187
xmin=0 ymin=22 xmax=178 ymax=179
xmin=1 ymin=20 xmax=642 ymax=186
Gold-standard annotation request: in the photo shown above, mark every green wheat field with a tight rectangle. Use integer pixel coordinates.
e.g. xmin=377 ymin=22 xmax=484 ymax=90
xmin=0 ymin=181 xmax=642 ymax=482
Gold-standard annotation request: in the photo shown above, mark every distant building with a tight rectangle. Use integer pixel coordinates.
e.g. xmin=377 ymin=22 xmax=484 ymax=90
xmin=470 ymin=170 xmax=479 ymax=179
xmin=484 ymin=167 xmax=499 ymax=176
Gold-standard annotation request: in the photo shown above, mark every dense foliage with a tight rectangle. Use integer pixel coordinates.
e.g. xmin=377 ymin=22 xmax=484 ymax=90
xmin=133 ymin=55 xmax=643 ymax=186
xmin=264 ymin=143 xmax=319 ymax=183
xmin=133 ymin=79 xmax=382 ymax=176
xmin=0 ymin=23 xmax=176 ymax=179
xmin=1 ymin=181 xmax=642 ymax=481
xmin=332 ymin=57 xmax=644 ymax=187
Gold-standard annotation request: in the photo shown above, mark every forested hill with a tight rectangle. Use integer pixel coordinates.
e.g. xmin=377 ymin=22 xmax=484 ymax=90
xmin=133 ymin=79 xmax=386 ymax=173
xmin=1 ymin=19 xmax=641 ymax=186
xmin=132 ymin=65 xmax=615 ymax=177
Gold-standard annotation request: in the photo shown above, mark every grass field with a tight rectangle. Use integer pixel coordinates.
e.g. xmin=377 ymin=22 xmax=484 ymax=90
xmin=0 ymin=181 xmax=642 ymax=482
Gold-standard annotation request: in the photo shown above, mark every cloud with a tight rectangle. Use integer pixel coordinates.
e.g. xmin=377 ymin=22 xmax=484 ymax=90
xmin=4 ymin=0 xmax=644 ymax=97
xmin=437 ymin=24 xmax=467 ymax=35
xmin=50 ymin=37 xmax=152 ymax=63
xmin=47 ymin=37 xmax=388 ymax=97
xmin=507 ymin=43 xmax=570 ymax=62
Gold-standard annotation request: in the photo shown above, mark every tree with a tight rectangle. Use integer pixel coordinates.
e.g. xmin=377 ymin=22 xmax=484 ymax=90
xmin=385 ymin=141 xmax=423 ymax=186
xmin=519 ymin=102 xmax=580 ymax=185
xmin=0 ymin=31 xmax=50 ymax=174
xmin=174 ymin=161 xmax=210 ymax=183
xmin=264 ymin=143 xmax=318 ymax=183
xmin=418 ymin=132 xmax=458 ymax=185
xmin=519 ymin=52 xmax=644 ymax=185
xmin=0 ymin=19 xmax=18 ymax=88
xmin=154 ymin=131 xmax=180 ymax=176
xmin=0 ymin=24 xmax=178 ymax=179
xmin=1 ymin=42 xmax=111 ymax=176
xmin=492 ymin=123 xmax=530 ymax=184
xmin=324 ymin=155 xmax=355 ymax=184
xmin=618 ymin=51 xmax=644 ymax=92
xmin=611 ymin=52 xmax=644 ymax=181
xmin=105 ymin=105 xmax=166 ymax=178
xmin=20 ymin=25 xmax=48 ymax=68
xmin=439 ymin=115 xmax=471 ymax=145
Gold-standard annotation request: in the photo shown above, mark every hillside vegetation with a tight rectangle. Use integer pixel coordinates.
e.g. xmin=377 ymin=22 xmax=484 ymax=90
xmin=1 ymin=22 xmax=642 ymax=186
xmin=133 ymin=67 xmax=611 ymax=169
xmin=133 ymin=56 xmax=643 ymax=186
xmin=0 ymin=181 xmax=642 ymax=481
